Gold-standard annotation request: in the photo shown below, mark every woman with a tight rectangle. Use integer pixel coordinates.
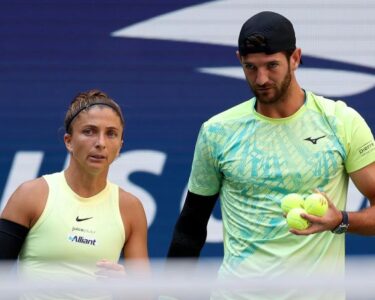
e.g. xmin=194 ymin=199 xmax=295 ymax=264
xmin=0 ymin=89 xmax=149 ymax=297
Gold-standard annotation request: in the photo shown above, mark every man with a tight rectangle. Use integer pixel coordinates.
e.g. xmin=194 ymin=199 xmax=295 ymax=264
xmin=167 ymin=11 xmax=375 ymax=299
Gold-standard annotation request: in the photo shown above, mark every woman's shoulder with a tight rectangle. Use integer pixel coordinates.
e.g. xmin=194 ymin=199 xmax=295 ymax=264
xmin=118 ymin=189 xmax=144 ymax=212
xmin=1 ymin=177 xmax=48 ymax=228
xmin=18 ymin=177 xmax=48 ymax=193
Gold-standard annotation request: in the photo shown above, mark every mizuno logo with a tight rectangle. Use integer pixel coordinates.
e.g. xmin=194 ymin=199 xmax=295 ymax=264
xmin=304 ymin=135 xmax=326 ymax=144
xmin=75 ymin=216 xmax=93 ymax=222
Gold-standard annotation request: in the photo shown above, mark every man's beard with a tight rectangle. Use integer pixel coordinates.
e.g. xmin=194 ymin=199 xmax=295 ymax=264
xmin=251 ymin=70 xmax=292 ymax=105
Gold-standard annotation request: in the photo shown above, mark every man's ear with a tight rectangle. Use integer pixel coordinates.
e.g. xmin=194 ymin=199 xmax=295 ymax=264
xmin=291 ymin=48 xmax=302 ymax=70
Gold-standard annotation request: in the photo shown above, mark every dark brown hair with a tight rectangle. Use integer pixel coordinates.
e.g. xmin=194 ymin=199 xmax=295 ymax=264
xmin=64 ymin=89 xmax=125 ymax=134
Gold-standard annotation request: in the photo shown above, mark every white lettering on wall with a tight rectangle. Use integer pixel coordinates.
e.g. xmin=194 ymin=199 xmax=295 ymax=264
xmin=108 ymin=150 xmax=167 ymax=227
xmin=0 ymin=151 xmax=44 ymax=211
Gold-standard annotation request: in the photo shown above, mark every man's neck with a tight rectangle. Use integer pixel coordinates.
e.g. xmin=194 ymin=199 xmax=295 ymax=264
xmin=256 ymin=86 xmax=305 ymax=119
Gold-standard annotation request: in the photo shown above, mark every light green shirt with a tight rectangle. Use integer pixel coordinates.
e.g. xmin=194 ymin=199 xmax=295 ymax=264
xmin=188 ymin=91 xmax=375 ymax=299
xmin=19 ymin=171 xmax=125 ymax=299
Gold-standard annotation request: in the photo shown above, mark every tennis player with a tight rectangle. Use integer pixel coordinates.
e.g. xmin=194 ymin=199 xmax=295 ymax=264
xmin=0 ymin=89 xmax=150 ymax=299
xmin=167 ymin=11 xmax=375 ymax=300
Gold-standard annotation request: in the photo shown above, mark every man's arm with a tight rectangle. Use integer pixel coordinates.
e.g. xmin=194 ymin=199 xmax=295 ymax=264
xmin=346 ymin=161 xmax=375 ymax=235
xmin=167 ymin=191 xmax=218 ymax=258
xmin=292 ymin=162 xmax=375 ymax=235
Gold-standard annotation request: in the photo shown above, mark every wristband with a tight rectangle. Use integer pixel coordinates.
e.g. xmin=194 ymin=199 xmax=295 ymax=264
xmin=331 ymin=211 xmax=349 ymax=234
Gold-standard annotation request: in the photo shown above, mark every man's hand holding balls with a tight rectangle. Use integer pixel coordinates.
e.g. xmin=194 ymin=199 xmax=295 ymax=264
xmin=281 ymin=191 xmax=335 ymax=234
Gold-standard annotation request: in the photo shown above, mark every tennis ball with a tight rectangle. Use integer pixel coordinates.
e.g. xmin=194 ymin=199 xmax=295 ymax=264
xmin=281 ymin=193 xmax=304 ymax=214
xmin=286 ymin=208 xmax=310 ymax=230
xmin=304 ymin=193 xmax=328 ymax=216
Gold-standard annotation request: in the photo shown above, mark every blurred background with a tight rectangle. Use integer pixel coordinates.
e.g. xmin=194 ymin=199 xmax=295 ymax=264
xmin=0 ymin=0 xmax=374 ymax=259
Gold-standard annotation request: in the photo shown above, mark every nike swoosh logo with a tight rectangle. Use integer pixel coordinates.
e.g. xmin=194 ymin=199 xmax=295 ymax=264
xmin=76 ymin=216 xmax=93 ymax=222
xmin=304 ymin=135 xmax=326 ymax=144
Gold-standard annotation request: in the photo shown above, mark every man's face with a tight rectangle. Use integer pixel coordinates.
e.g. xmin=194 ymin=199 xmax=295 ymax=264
xmin=238 ymin=51 xmax=292 ymax=105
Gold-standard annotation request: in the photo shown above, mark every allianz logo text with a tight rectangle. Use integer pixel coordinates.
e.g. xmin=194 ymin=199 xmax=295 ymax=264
xmin=68 ymin=235 xmax=97 ymax=246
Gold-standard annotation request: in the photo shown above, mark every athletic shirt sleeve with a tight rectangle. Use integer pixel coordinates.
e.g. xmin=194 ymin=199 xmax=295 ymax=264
xmin=188 ymin=123 xmax=222 ymax=196
xmin=336 ymin=102 xmax=375 ymax=173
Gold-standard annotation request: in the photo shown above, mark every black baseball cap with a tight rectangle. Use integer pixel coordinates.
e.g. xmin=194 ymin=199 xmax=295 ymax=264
xmin=238 ymin=11 xmax=296 ymax=56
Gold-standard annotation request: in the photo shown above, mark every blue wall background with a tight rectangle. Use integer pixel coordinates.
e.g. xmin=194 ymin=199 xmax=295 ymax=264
xmin=0 ymin=0 xmax=374 ymax=258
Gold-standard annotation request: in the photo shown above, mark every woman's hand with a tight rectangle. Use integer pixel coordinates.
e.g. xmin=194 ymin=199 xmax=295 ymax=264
xmin=95 ymin=259 xmax=126 ymax=278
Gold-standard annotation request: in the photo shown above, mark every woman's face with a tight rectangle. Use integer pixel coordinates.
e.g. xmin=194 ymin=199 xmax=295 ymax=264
xmin=64 ymin=106 xmax=123 ymax=175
